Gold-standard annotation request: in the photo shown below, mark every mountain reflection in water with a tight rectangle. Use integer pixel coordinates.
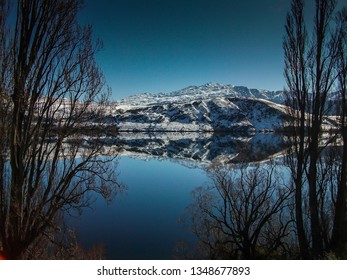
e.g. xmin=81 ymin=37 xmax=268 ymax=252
xmin=110 ymin=132 xmax=286 ymax=166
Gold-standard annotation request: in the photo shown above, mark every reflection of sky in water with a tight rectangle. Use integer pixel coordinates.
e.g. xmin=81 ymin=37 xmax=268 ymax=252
xmin=69 ymin=156 xmax=207 ymax=259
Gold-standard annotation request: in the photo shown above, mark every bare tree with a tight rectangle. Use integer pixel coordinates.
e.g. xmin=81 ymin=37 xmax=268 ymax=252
xmin=186 ymin=163 xmax=293 ymax=259
xmin=283 ymin=0 xmax=311 ymax=258
xmin=330 ymin=7 xmax=347 ymax=253
xmin=284 ymin=0 xmax=347 ymax=258
xmin=0 ymin=0 xmax=122 ymax=259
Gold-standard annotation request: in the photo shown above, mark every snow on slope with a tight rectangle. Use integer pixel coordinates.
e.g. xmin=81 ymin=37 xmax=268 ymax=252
xmin=111 ymin=83 xmax=288 ymax=134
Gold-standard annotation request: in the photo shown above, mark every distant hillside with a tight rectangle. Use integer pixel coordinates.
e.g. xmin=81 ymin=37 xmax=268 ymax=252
xmin=112 ymin=83 xmax=289 ymax=134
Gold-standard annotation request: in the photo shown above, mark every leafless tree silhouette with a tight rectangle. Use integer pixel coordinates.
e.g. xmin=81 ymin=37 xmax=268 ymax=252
xmin=284 ymin=0 xmax=347 ymax=258
xmin=185 ymin=162 xmax=293 ymax=259
xmin=0 ymin=0 xmax=123 ymax=259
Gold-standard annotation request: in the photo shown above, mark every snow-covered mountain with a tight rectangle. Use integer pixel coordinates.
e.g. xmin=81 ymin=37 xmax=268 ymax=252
xmin=112 ymin=83 xmax=288 ymax=134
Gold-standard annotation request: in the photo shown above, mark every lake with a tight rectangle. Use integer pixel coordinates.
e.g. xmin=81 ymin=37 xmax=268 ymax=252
xmin=69 ymin=132 xmax=286 ymax=259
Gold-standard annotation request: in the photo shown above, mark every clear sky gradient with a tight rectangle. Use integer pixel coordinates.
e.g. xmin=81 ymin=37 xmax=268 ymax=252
xmin=78 ymin=0 xmax=340 ymax=100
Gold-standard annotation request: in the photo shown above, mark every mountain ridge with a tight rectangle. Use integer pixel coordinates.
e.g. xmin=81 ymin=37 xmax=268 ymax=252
xmin=116 ymin=82 xmax=286 ymax=109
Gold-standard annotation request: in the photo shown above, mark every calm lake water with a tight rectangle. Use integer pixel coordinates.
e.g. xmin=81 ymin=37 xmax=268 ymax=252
xmin=71 ymin=156 xmax=207 ymax=259
xmin=69 ymin=132 xmax=285 ymax=259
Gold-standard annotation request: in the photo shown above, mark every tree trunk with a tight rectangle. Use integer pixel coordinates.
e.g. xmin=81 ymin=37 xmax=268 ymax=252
xmin=295 ymin=113 xmax=310 ymax=258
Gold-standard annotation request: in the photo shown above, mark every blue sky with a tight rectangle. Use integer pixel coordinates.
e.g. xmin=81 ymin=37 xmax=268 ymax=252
xmin=79 ymin=0 xmax=294 ymax=100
